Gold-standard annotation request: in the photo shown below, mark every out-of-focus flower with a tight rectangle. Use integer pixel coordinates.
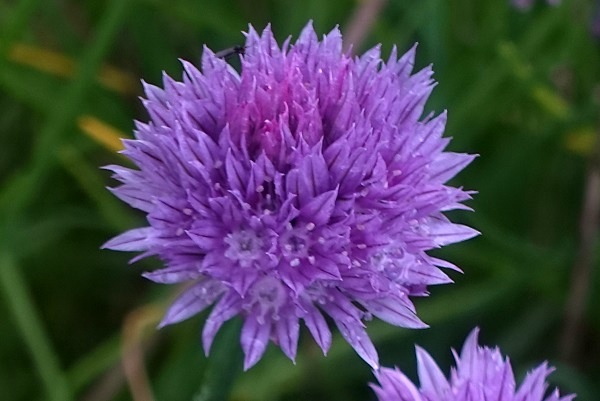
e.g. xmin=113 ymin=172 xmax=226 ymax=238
xmin=103 ymin=22 xmax=477 ymax=370
xmin=591 ymin=0 xmax=600 ymax=40
xmin=512 ymin=0 xmax=535 ymax=10
xmin=511 ymin=0 xmax=561 ymax=11
xmin=371 ymin=328 xmax=575 ymax=401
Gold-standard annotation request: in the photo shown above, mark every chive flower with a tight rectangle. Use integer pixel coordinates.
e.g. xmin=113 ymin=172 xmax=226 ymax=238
xmin=103 ymin=22 xmax=477 ymax=370
xmin=511 ymin=0 xmax=561 ymax=11
xmin=371 ymin=328 xmax=575 ymax=401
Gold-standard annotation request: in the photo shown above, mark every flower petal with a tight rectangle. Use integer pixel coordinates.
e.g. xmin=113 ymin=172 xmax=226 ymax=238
xmin=275 ymin=312 xmax=300 ymax=362
xmin=363 ymin=295 xmax=428 ymax=328
xmin=300 ymin=300 xmax=332 ymax=355
xmin=241 ymin=316 xmax=272 ymax=370
xmin=416 ymin=346 xmax=452 ymax=399
xmin=158 ymin=280 xmax=225 ymax=327
xmin=202 ymin=291 xmax=241 ymax=355
xmin=102 ymin=227 xmax=154 ymax=251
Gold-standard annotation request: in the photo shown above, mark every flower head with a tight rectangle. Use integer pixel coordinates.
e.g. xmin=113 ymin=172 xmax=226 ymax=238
xmin=103 ymin=22 xmax=477 ymax=370
xmin=371 ymin=328 xmax=575 ymax=401
xmin=511 ymin=0 xmax=560 ymax=11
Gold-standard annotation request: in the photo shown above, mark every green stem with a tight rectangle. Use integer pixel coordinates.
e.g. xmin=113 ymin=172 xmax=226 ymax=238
xmin=0 ymin=0 xmax=41 ymax=57
xmin=0 ymin=251 xmax=71 ymax=401
xmin=193 ymin=319 xmax=244 ymax=401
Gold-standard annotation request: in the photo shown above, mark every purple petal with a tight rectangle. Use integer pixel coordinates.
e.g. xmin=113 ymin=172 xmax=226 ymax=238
xmin=275 ymin=312 xmax=300 ymax=362
xmin=515 ymin=363 xmax=554 ymax=401
xmin=299 ymin=188 xmax=338 ymax=225
xmin=336 ymin=318 xmax=379 ymax=369
xmin=143 ymin=265 xmax=202 ymax=284
xmin=241 ymin=316 xmax=272 ymax=370
xmin=322 ymin=294 xmax=379 ymax=368
xmin=202 ymin=292 xmax=241 ymax=354
xmin=186 ymin=225 xmax=226 ymax=251
xmin=371 ymin=367 xmax=423 ymax=401
xmin=107 ymin=186 xmax=154 ymax=212
xmin=416 ymin=346 xmax=452 ymax=399
xmin=429 ymin=152 xmax=477 ymax=183
xmin=363 ymin=296 xmax=428 ymax=328
xmin=158 ymin=280 xmax=225 ymax=327
xmin=102 ymin=228 xmax=154 ymax=251
xmin=300 ymin=301 xmax=332 ymax=354
xmin=429 ymin=221 xmax=480 ymax=247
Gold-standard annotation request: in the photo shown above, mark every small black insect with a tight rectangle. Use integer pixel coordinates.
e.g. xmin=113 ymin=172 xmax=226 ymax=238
xmin=215 ymin=45 xmax=245 ymax=60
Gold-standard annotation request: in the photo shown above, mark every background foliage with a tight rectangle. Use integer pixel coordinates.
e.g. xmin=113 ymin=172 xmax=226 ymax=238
xmin=0 ymin=0 xmax=599 ymax=400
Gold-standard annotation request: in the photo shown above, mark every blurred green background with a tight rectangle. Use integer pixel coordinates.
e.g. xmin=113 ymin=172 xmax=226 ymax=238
xmin=1 ymin=0 xmax=599 ymax=400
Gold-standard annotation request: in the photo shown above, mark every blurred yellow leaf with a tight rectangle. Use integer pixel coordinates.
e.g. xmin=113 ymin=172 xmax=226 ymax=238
xmin=531 ymin=84 xmax=569 ymax=120
xmin=9 ymin=43 xmax=139 ymax=95
xmin=78 ymin=115 xmax=128 ymax=152
xmin=564 ymin=127 xmax=597 ymax=156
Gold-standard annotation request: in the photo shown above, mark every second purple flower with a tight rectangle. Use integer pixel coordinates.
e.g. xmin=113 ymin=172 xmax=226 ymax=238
xmin=104 ymin=22 xmax=478 ymax=370
xmin=371 ymin=328 xmax=575 ymax=401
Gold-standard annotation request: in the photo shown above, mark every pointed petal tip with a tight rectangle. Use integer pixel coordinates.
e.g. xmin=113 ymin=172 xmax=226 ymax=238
xmin=461 ymin=327 xmax=481 ymax=353
xmin=416 ymin=321 xmax=430 ymax=329
xmin=202 ymin=326 xmax=217 ymax=356
xmin=157 ymin=316 xmax=171 ymax=329
xmin=243 ymin=358 xmax=256 ymax=371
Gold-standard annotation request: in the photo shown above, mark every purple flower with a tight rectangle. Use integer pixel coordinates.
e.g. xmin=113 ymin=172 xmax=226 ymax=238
xmin=511 ymin=0 xmax=560 ymax=11
xmin=103 ymin=22 xmax=477 ymax=370
xmin=592 ymin=1 xmax=600 ymax=40
xmin=371 ymin=328 xmax=575 ymax=401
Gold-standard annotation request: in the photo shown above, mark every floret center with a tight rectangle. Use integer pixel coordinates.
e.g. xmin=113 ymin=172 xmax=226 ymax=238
xmin=370 ymin=246 xmax=409 ymax=282
xmin=280 ymin=229 xmax=311 ymax=260
xmin=249 ymin=276 xmax=287 ymax=322
xmin=224 ymin=229 xmax=264 ymax=268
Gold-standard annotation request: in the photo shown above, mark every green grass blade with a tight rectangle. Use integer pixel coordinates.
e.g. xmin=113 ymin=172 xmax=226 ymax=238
xmin=0 ymin=0 xmax=41 ymax=56
xmin=0 ymin=251 xmax=72 ymax=401
xmin=0 ymin=0 xmax=132 ymax=220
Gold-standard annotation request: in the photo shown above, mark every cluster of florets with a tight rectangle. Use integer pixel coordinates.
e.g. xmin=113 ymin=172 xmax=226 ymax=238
xmin=104 ymin=22 xmax=477 ymax=370
xmin=371 ymin=329 xmax=574 ymax=401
